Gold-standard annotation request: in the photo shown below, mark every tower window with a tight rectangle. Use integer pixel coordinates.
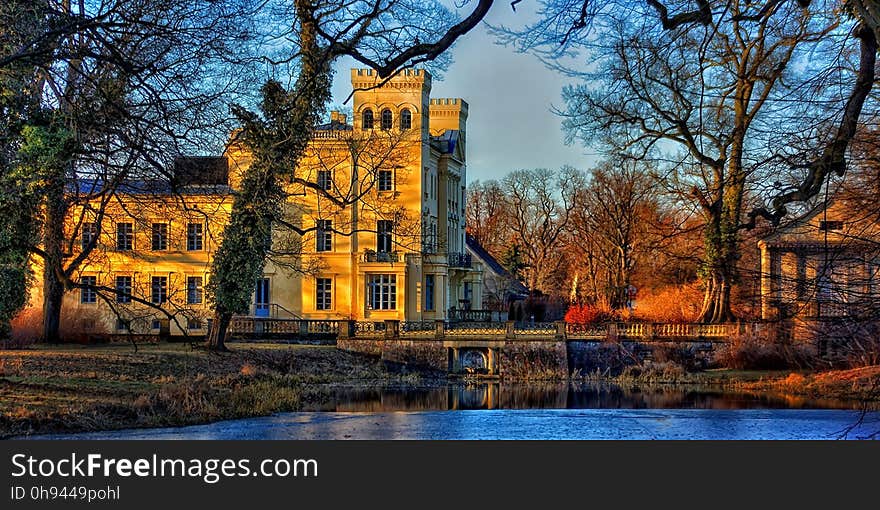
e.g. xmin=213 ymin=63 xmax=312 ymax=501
xmin=377 ymin=220 xmax=393 ymax=253
xmin=116 ymin=223 xmax=133 ymax=251
xmin=362 ymin=109 xmax=374 ymax=129
xmin=316 ymin=220 xmax=332 ymax=252
xmin=368 ymin=274 xmax=396 ymax=310
xmin=151 ymin=276 xmax=168 ymax=304
xmin=116 ymin=276 xmax=132 ymax=303
xmin=187 ymin=223 xmax=204 ymax=251
xmin=317 ymin=170 xmax=333 ymax=191
xmin=316 ymin=277 xmax=332 ymax=310
xmin=400 ymin=109 xmax=412 ymax=130
xmin=381 ymin=108 xmax=393 ymax=130
xmin=81 ymin=222 xmax=98 ymax=250
xmin=151 ymin=223 xmax=168 ymax=251
xmin=378 ymin=170 xmax=393 ymax=192
xmin=187 ymin=276 xmax=203 ymax=304
xmin=80 ymin=276 xmax=97 ymax=304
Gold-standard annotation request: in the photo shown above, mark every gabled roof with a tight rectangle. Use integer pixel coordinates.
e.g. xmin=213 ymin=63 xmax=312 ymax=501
xmin=465 ymin=233 xmax=529 ymax=295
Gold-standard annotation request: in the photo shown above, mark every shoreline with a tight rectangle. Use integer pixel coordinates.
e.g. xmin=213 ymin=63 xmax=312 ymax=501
xmin=2 ymin=342 xmax=878 ymax=438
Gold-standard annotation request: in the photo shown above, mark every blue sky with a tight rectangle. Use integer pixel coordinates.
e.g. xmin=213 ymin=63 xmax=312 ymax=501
xmin=328 ymin=2 xmax=600 ymax=184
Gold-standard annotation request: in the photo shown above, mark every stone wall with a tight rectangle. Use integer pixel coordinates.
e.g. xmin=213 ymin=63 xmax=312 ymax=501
xmin=381 ymin=339 xmax=447 ymax=371
xmin=497 ymin=341 xmax=568 ymax=380
xmin=337 ymin=337 xmax=383 ymax=357
xmin=337 ymin=337 xmax=447 ymax=370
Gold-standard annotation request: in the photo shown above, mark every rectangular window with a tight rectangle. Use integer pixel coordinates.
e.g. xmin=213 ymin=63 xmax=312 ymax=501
xmin=151 ymin=319 xmax=161 ymax=330
xmin=151 ymin=276 xmax=168 ymax=304
xmin=378 ymin=170 xmax=393 ymax=192
xmin=368 ymin=274 xmax=396 ymax=310
xmin=116 ymin=223 xmax=133 ymax=251
xmin=80 ymin=276 xmax=97 ymax=304
xmin=81 ymin=222 xmax=98 ymax=250
xmin=316 ymin=277 xmax=332 ymax=310
xmin=187 ymin=223 xmax=204 ymax=251
xmin=316 ymin=220 xmax=332 ymax=252
xmin=151 ymin=223 xmax=168 ymax=251
xmin=116 ymin=318 xmax=130 ymax=331
xmin=425 ymin=274 xmax=435 ymax=311
xmin=187 ymin=318 xmax=202 ymax=330
xmin=377 ymin=220 xmax=393 ymax=253
xmin=317 ymin=170 xmax=332 ymax=191
xmin=115 ymin=276 xmax=132 ymax=303
xmin=187 ymin=276 xmax=203 ymax=304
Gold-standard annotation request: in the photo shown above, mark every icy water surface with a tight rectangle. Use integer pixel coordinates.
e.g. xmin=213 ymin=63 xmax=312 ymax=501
xmin=22 ymin=383 xmax=880 ymax=439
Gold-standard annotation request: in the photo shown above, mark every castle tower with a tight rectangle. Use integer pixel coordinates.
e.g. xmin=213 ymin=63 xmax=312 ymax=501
xmin=350 ymin=68 xmax=432 ymax=137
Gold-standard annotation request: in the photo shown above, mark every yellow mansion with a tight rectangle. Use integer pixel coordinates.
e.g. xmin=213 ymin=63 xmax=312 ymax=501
xmin=41 ymin=69 xmax=484 ymax=337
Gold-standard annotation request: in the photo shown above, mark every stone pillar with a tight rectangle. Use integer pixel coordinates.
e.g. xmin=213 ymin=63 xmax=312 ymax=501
xmin=434 ymin=319 xmax=445 ymax=340
xmin=758 ymin=241 xmax=773 ymax=320
xmin=555 ymin=321 xmax=566 ymax=341
xmin=505 ymin=320 xmax=516 ymax=340
xmin=486 ymin=348 xmax=496 ymax=375
xmin=385 ymin=320 xmax=399 ymax=339
xmin=338 ymin=320 xmax=354 ymax=339
xmin=607 ymin=323 xmax=618 ymax=342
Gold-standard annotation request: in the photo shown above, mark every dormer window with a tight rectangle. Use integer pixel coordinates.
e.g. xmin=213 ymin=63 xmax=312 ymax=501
xmin=362 ymin=109 xmax=374 ymax=129
xmin=819 ymin=220 xmax=843 ymax=231
xmin=400 ymin=109 xmax=412 ymax=130
xmin=381 ymin=108 xmax=392 ymax=130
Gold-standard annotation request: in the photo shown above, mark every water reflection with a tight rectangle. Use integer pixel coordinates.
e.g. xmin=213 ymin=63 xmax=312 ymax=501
xmin=310 ymin=382 xmax=870 ymax=412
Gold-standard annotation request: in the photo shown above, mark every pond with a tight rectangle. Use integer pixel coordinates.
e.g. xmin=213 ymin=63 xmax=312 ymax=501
xmin=21 ymin=383 xmax=880 ymax=440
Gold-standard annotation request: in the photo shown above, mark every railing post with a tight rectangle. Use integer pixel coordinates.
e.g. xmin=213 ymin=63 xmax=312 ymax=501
xmin=434 ymin=319 xmax=445 ymax=340
xmin=555 ymin=321 xmax=566 ymax=341
xmin=338 ymin=320 xmax=354 ymax=339
xmin=607 ymin=323 xmax=618 ymax=342
xmin=506 ymin=320 xmax=516 ymax=340
xmin=299 ymin=320 xmax=309 ymax=337
xmin=385 ymin=320 xmax=400 ymax=339
xmin=644 ymin=323 xmax=654 ymax=341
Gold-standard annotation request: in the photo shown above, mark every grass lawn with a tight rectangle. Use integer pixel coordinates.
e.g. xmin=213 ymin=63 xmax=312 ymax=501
xmin=0 ymin=341 xmax=430 ymax=438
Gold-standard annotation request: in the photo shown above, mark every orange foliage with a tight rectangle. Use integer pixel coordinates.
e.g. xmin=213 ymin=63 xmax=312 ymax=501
xmin=564 ymin=302 xmax=617 ymax=324
xmin=631 ymin=284 xmax=703 ymax=323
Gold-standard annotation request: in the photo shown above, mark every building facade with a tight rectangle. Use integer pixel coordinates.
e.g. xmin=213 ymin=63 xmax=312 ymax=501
xmin=758 ymin=198 xmax=880 ymax=349
xmin=36 ymin=68 xmax=483 ymax=338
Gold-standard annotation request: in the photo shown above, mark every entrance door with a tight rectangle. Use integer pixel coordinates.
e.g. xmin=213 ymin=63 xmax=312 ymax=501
xmin=255 ymin=278 xmax=270 ymax=317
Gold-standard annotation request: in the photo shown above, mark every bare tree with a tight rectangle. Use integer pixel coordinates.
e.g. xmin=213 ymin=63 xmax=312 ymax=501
xmin=501 ymin=167 xmax=578 ymax=293
xmin=496 ymin=0 xmax=874 ymax=322
xmin=1 ymin=0 xmax=257 ymax=342
xmin=569 ymin=159 xmax=657 ymax=308
xmin=466 ymin=180 xmax=510 ymax=255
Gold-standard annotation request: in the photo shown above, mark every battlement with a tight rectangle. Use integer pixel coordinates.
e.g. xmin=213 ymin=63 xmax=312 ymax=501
xmin=350 ymin=68 xmax=432 ymax=90
xmin=429 ymin=98 xmax=468 ymax=117
xmin=429 ymin=98 xmax=467 ymax=138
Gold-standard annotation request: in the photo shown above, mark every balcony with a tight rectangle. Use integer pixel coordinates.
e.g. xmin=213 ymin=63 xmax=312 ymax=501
xmin=362 ymin=250 xmax=399 ymax=263
xmin=448 ymin=252 xmax=472 ymax=268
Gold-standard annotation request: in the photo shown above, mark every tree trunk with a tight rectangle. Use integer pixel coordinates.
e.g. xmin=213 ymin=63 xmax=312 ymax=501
xmin=206 ymin=310 xmax=232 ymax=352
xmin=699 ymin=268 xmax=735 ymax=324
xmin=41 ymin=181 xmax=66 ymax=343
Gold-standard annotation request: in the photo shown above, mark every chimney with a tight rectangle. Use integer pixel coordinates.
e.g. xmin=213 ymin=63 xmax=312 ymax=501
xmin=330 ymin=111 xmax=347 ymax=125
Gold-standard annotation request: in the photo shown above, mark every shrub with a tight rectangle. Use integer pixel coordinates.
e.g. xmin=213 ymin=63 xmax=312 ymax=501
xmin=565 ymin=302 xmax=617 ymax=325
xmin=8 ymin=307 xmax=42 ymax=348
xmin=715 ymin=330 xmax=815 ymax=370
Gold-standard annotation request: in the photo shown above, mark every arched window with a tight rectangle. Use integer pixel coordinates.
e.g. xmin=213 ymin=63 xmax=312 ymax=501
xmin=362 ymin=109 xmax=374 ymax=129
xmin=400 ymin=108 xmax=412 ymax=130
xmin=381 ymin=108 xmax=393 ymax=130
